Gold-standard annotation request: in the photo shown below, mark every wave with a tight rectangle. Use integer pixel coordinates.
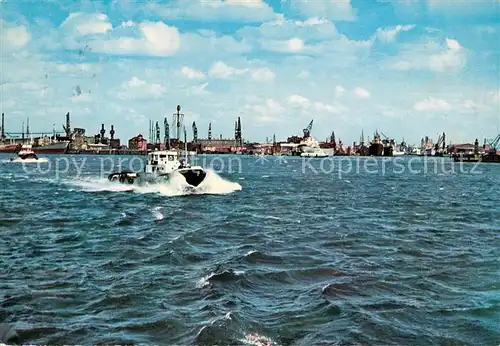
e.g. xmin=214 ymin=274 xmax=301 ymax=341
xmin=1 ymin=158 xmax=49 ymax=164
xmin=63 ymin=169 xmax=241 ymax=196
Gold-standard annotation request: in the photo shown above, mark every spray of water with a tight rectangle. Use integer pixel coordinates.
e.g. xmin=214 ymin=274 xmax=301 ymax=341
xmin=1 ymin=158 xmax=49 ymax=164
xmin=65 ymin=169 xmax=242 ymax=196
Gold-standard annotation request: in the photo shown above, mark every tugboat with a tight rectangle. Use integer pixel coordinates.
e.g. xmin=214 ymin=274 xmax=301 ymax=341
xmin=108 ymin=127 xmax=207 ymax=187
xmin=9 ymin=144 xmax=47 ymax=162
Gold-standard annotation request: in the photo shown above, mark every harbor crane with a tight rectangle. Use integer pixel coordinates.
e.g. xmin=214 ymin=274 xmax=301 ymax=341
xmin=434 ymin=132 xmax=446 ymax=153
xmin=303 ymin=120 xmax=313 ymax=138
xmin=192 ymin=121 xmax=198 ymax=142
xmin=62 ymin=112 xmax=71 ymax=137
xmin=485 ymin=134 xmax=500 ymax=153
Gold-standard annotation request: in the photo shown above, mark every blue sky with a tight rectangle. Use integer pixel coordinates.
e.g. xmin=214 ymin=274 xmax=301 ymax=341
xmin=1 ymin=0 xmax=499 ymax=144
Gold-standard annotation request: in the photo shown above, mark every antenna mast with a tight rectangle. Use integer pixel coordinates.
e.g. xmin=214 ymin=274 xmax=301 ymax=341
xmin=155 ymin=121 xmax=160 ymax=147
xmin=164 ymin=117 xmax=170 ymax=149
xmin=0 ymin=113 xmax=5 ymax=140
xmin=184 ymin=126 xmax=188 ymax=164
xmin=173 ymin=105 xmax=184 ymax=142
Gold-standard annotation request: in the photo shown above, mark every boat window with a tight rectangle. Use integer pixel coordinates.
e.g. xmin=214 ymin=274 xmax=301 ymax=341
xmin=159 ymin=154 xmax=167 ymax=159
xmin=168 ymin=155 xmax=175 ymax=161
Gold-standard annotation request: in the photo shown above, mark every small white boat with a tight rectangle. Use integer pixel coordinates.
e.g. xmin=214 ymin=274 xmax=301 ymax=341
xmin=9 ymin=145 xmax=48 ymax=163
xmin=300 ymin=151 xmax=328 ymax=158
xmin=298 ymin=136 xmax=328 ymax=157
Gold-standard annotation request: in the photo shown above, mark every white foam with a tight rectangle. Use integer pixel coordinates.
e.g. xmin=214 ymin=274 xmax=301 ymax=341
xmin=64 ymin=169 xmax=241 ymax=196
xmin=1 ymin=158 xmax=49 ymax=164
xmin=241 ymin=333 xmax=279 ymax=346
xmin=152 ymin=206 xmax=164 ymax=220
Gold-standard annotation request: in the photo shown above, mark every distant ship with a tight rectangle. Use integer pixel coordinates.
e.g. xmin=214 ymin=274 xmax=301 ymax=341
xmin=369 ymin=134 xmax=384 ymax=156
xmin=0 ymin=144 xmax=19 ymax=153
xmin=297 ymin=136 xmax=328 ymax=157
xmin=0 ymin=140 xmax=69 ymax=154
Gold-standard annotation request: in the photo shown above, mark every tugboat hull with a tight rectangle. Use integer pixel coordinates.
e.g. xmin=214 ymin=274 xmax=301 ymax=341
xmin=107 ymin=172 xmax=139 ymax=184
xmin=108 ymin=168 xmax=207 ymax=187
xmin=174 ymin=168 xmax=207 ymax=187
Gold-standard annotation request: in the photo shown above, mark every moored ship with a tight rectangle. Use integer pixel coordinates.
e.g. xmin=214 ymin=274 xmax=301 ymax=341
xmin=0 ymin=140 xmax=69 ymax=154
xmin=369 ymin=133 xmax=384 ymax=156
xmin=0 ymin=144 xmax=19 ymax=153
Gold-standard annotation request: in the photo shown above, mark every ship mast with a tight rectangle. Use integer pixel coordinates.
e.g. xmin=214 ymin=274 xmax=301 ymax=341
xmin=184 ymin=126 xmax=188 ymax=164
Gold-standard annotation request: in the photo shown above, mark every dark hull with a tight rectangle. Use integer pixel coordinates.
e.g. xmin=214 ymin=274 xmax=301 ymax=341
xmin=369 ymin=143 xmax=384 ymax=156
xmin=0 ymin=145 xmax=19 ymax=153
xmin=0 ymin=142 xmax=69 ymax=154
xmin=176 ymin=168 xmax=207 ymax=187
xmin=108 ymin=168 xmax=207 ymax=187
xmin=383 ymin=146 xmax=393 ymax=157
xmin=453 ymin=153 xmax=500 ymax=163
xmin=32 ymin=147 xmax=69 ymax=154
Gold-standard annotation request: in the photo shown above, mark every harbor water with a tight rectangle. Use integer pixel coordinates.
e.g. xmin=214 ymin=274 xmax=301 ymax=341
xmin=1 ymin=154 xmax=499 ymax=345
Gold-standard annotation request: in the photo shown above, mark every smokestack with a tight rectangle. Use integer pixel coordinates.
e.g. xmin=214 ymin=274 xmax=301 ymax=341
xmin=176 ymin=105 xmax=181 ymax=140
xmin=1 ymin=113 xmax=5 ymax=140
xmin=66 ymin=112 xmax=71 ymax=136
xmin=100 ymin=124 xmax=105 ymax=144
xmin=110 ymin=125 xmax=115 ymax=140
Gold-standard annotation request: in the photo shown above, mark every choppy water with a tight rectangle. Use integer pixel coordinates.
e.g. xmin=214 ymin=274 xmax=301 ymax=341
xmin=1 ymin=154 xmax=499 ymax=345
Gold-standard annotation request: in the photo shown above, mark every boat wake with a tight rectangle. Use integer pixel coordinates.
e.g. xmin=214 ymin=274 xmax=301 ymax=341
xmin=65 ymin=169 xmax=242 ymax=196
xmin=2 ymin=158 xmax=49 ymax=164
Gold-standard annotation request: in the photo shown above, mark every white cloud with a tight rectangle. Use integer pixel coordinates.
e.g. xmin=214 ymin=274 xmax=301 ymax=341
xmin=290 ymin=0 xmax=356 ymax=21
xmin=446 ymin=38 xmax=461 ymax=50
xmin=84 ymin=21 xmax=180 ymax=57
xmin=287 ymin=94 xmax=310 ymax=107
xmin=245 ymin=98 xmax=285 ymax=123
xmin=146 ymin=0 xmax=276 ymax=22
xmin=1 ymin=23 xmax=31 ymax=50
xmin=181 ymin=66 xmax=205 ymax=80
xmin=297 ymin=70 xmax=310 ymax=79
xmin=116 ymin=76 xmax=166 ymax=100
xmin=188 ymin=83 xmax=211 ymax=97
xmin=413 ymin=97 xmax=451 ymax=111
xmin=238 ymin=14 xmax=339 ymax=41
xmin=375 ymin=24 xmax=415 ymax=42
xmin=286 ymin=94 xmax=347 ymax=114
xmin=354 ymin=87 xmax=370 ymax=98
xmin=388 ymin=38 xmax=466 ymax=73
xmin=287 ymin=38 xmax=304 ymax=51
xmin=181 ymin=31 xmax=252 ymax=55
xmin=208 ymin=62 xmax=274 ymax=83
xmin=60 ymin=12 xmax=112 ymax=36
xmin=313 ymin=101 xmax=348 ymax=114
xmin=335 ymin=85 xmax=346 ymax=98
xmin=489 ymin=90 xmax=500 ymax=103
xmin=251 ymin=68 xmax=275 ymax=83
xmin=236 ymin=16 xmax=370 ymax=58
xmin=462 ymin=100 xmax=481 ymax=111
xmin=120 ymin=20 xmax=135 ymax=27
xmin=208 ymin=61 xmax=248 ymax=79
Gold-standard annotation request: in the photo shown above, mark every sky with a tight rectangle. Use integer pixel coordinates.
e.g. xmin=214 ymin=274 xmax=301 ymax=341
xmin=1 ymin=0 xmax=499 ymax=145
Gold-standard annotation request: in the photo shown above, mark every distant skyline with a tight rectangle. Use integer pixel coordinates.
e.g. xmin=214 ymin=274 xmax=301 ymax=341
xmin=1 ymin=0 xmax=499 ymax=144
